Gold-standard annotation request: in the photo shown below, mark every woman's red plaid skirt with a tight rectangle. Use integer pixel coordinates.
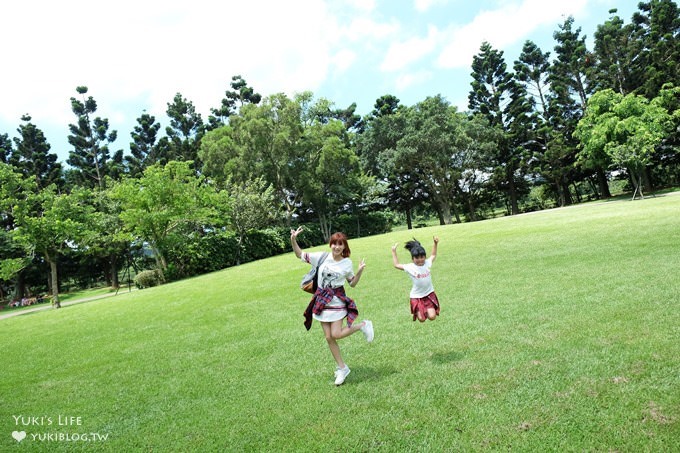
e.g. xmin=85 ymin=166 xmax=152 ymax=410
xmin=409 ymin=291 xmax=440 ymax=321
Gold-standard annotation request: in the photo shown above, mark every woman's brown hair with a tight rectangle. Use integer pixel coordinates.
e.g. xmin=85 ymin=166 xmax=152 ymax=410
xmin=328 ymin=232 xmax=351 ymax=258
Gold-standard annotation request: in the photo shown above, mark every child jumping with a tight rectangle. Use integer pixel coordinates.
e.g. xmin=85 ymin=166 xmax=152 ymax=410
xmin=391 ymin=237 xmax=440 ymax=322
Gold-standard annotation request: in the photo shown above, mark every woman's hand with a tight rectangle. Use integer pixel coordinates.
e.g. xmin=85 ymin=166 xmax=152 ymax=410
xmin=350 ymin=259 xmax=365 ymax=287
xmin=290 ymin=226 xmax=304 ymax=258
xmin=290 ymin=226 xmax=303 ymax=240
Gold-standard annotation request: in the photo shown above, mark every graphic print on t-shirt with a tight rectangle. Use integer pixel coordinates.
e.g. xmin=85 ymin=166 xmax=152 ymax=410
xmin=320 ymin=266 xmax=341 ymax=289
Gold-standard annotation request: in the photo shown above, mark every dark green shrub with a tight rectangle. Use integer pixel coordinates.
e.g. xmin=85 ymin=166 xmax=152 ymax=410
xmin=164 ymin=230 xmax=240 ymax=281
xmin=241 ymin=228 xmax=287 ymax=262
xmin=134 ymin=269 xmax=163 ymax=289
xmin=333 ymin=211 xmax=393 ymax=238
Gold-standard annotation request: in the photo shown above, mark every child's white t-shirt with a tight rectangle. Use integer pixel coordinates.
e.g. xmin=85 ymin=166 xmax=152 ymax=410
xmin=403 ymin=257 xmax=434 ymax=298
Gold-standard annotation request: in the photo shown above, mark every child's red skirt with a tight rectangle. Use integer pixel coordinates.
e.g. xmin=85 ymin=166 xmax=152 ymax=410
xmin=409 ymin=291 xmax=440 ymax=321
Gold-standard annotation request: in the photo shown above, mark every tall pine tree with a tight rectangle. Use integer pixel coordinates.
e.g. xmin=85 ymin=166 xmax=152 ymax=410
xmin=66 ymin=86 xmax=118 ymax=190
xmin=469 ymin=42 xmax=531 ymax=214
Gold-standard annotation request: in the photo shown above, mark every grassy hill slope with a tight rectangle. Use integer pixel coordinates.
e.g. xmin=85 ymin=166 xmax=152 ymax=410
xmin=2 ymin=194 xmax=679 ymax=451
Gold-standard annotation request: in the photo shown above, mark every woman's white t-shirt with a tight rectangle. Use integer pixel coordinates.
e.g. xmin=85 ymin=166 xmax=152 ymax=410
xmin=403 ymin=257 xmax=434 ymax=298
xmin=302 ymin=252 xmax=355 ymax=322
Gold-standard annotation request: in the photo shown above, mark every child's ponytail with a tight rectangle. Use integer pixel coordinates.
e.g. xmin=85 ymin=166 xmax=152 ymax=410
xmin=404 ymin=238 xmax=426 ymax=258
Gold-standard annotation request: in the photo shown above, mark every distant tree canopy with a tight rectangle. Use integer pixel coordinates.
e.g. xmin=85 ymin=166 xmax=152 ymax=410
xmin=1 ymin=2 xmax=679 ymax=302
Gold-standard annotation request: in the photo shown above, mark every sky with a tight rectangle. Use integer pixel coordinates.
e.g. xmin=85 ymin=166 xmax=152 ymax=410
xmin=1 ymin=0 xmax=640 ymax=164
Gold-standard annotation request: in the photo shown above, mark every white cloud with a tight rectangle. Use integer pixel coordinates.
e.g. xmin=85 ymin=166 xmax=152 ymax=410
xmin=394 ymin=70 xmax=432 ymax=92
xmin=343 ymin=0 xmax=377 ymax=13
xmin=414 ymin=0 xmax=449 ymax=13
xmin=436 ymin=0 xmax=589 ymax=69
xmin=0 ymin=0 xmax=341 ymax=133
xmin=343 ymin=16 xmax=400 ymax=41
xmin=331 ymin=49 xmax=357 ymax=73
xmin=380 ymin=25 xmax=441 ymax=72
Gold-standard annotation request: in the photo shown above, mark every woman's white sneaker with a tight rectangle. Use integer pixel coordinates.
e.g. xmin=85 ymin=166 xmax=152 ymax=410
xmin=360 ymin=320 xmax=374 ymax=343
xmin=334 ymin=365 xmax=350 ymax=385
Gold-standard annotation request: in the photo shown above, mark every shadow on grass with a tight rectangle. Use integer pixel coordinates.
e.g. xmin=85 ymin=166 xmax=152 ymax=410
xmin=346 ymin=366 xmax=399 ymax=384
xmin=430 ymin=350 xmax=465 ymax=364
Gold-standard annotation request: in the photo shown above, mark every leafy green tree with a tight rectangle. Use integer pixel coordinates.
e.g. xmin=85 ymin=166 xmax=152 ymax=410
xmin=0 ymin=163 xmax=36 ymax=300
xmin=514 ymin=41 xmax=552 ymax=120
xmin=110 ymin=161 xmax=216 ymax=278
xmin=469 ymin=42 xmax=531 ymax=214
xmin=301 ymin=118 xmax=364 ymax=239
xmin=0 ymin=133 xmax=12 ymax=163
xmin=356 ymin=95 xmax=406 ymax=177
xmin=651 ymin=84 xmax=680 ymax=184
xmin=208 ymin=75 xmax=262 ymax=129
xmin=551 ymin=17 xmax=593 ymax=110
xmin=551 ymin=17 xmax=612 ymax=198
xmin=456 ymin=114 xmax=503 ymax=221
xmin=224 ymin=176 xmax=279 ymax=264
xmin=9 ymin=115 xmax=63 ymax=190
xmin=82 ymin=189 xmax=131 ymax=289
xmin=197 ymin=125 xmax=240 ymax=187
xmin=398 ymin=95 xmax=467 ymax=224
xmin=633 ymin=0 xmax=680 ymax=99
xmin=514 ymin=41 xmax=574 ymax=207
xmin=201 ymin=92 xmax=305 ymax=225
xmin=12 ymin=185 xmax=93 ymax=307
xmin=158 ymin=93 xmax=204 ymax=165
xmin=329 ymin=102 xmax=362 ymax=132
xmin=3 ymin=117 xmax=63 ymax=296
xmin=125 ymin=112 xmax=161 ymax=177
xmin=575 ymin=89 xmax=671 ymax=199
xmin=591 ymin=10 xmax=642 ymax=95
xmin=356 ymin=95 xmax=423 ymax=227
xmin=67 ymin=86 xmax=119 ymax=190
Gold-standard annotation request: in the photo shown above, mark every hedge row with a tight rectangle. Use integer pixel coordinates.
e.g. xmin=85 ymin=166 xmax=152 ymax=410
xmin=134 ymin=212 xmax=393 ymax=287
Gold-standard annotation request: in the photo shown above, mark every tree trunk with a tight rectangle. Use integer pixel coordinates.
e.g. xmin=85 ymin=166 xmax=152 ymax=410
xmin=405 ymin=207 xmax=413 ymax=230
xmin=572 ymin=182 xmax=583 ymax=203
xmin=318 ymin=213 xmax=331 ymax=242
xmin=642 ymin=167 xmax=653 ymax=194
xmin=630 ymin=168 xmax=645 ymax=200
xmin=561 ymin=181 xmax=573 ymax=206
xmin=596 ymin=167 xmax=611 ymax=198
xmin=508 ymin=175 xmax=519 ymax=215
xmin=452 ymin=198 xmax=461 ymax=223
xmin=46 ymin=253 xmax=61 ymax=308
xmin=467 ymin=196 xmax=477 ymax=221
xmin=12 ymin=271 xmax=26 ymax=301
xmin=436 ymin=198 xmax=452 ymax=224
xmin=110 ymin=255 xmax=120 ymax=289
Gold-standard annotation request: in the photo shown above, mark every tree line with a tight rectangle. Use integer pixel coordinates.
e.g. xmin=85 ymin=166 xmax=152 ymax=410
xmin=1 ymin=2 xmax=679 ymax=304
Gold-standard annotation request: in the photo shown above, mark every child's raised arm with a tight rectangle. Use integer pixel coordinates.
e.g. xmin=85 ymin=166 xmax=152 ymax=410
xmin=430 ymin=236 xmax=439 ymax=263
xmin=391 ymin=243 xmax=405 ymax=270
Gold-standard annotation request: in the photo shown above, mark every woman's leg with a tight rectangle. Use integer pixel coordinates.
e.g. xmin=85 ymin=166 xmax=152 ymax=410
xmin=321 ymin=322 xmax=345 ymax=368
xmin=329 ymin=318 xmax=363 ymax=340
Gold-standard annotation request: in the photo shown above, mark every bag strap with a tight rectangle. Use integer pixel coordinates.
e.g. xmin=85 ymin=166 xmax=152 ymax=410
xmin=317 ymin=252 xmax=329 ymax=272
xmin=313 ymin=252 xmax=329 ymax=291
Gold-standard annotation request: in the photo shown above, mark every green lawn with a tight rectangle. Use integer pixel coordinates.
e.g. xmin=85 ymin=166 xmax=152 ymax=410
xmin=2 ymin=194 xmax=679 ymax=451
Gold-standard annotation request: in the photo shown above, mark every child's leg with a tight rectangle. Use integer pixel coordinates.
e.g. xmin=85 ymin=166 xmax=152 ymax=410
xmin=416 ymin=310 xmax=427 ymax=322
xmin=426 ymin=307 xmax=437 ymax=320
